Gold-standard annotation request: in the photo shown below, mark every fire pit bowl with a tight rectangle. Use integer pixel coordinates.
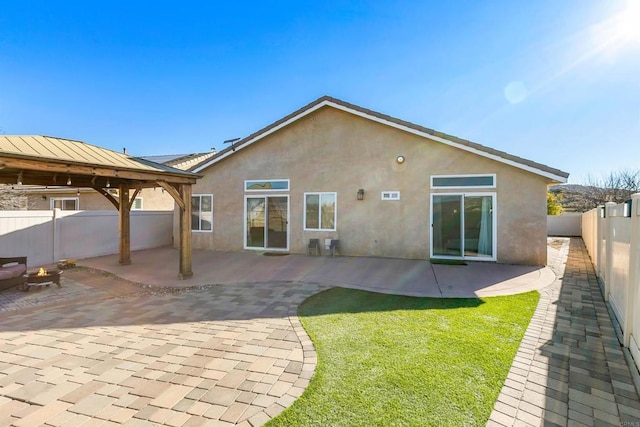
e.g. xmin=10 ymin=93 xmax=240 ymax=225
xmin=21 ymin=268 xmax=62 ymax=291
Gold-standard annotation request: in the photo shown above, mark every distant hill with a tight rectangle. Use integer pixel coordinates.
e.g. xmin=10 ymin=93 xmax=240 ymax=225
xmin=549 ymin=184 xmax=635 ymax=212
xmin=549 ymin=184 xmax=591 ymax=194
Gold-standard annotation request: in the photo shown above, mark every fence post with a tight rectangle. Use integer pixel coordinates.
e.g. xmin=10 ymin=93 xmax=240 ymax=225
xmin=624 ymin=194 xmax=640 ymax=347
xmin=603 ymin=202 xmax=617 ymax=301
xmin=596 ymin=206 xmax=604 ymax=288
xmin=52 ymin=208 xmax=60 ymax=264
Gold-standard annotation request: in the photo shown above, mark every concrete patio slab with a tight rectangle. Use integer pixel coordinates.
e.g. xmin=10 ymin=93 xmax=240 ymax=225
xmin=77 ymin=247 xmax=555 ymax=298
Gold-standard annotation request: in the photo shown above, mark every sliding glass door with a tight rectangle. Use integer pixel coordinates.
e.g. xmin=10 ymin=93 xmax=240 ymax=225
xmin=431 ymin=193 xmax=495 ymax=260
xmin=245 ymin=195 xmax=289 ymax=250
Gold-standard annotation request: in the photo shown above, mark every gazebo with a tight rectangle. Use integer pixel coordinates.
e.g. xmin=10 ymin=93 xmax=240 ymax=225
xmin=0 ymin=135 xmax=201 ymax=279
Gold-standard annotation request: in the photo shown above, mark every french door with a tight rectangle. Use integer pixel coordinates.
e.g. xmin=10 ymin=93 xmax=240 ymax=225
xmin=431 ymin=193 xmax=496 ymax=260
xmin=244 ymin=195 xmax=289 ymax=250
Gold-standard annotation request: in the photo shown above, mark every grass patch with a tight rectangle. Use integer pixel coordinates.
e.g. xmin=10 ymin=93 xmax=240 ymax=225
xmin=267 ymin=288 xmax=538 ymax=426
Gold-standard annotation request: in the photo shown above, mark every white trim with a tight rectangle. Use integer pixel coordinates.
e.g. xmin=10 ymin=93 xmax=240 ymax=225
xmin=430 ymin=174 xmax=496 ymax=190
xmin=244 ymin=179 xmax=290 ymax=192
xmin=193 ymin=100 xmax=568 ymax=183
xmin=303 ymin=192 xmax=337 ymax=232
xmin=429 ymin=192 xmax=497 ymax=262
xmin=381 ymin=191 xmax=401 ymax=201
xmin=244 ymin=194 xmax=290 ymax=251
xmin=191 ymin=194 xmax=213 ymax=233
xmin=50 ymin=197 xmax=79 ymax=211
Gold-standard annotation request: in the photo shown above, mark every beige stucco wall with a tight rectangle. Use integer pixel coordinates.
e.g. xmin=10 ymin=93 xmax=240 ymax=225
xmin=27 ymin=187 xmax=175 ymax=211
xmin=182 ymin=106 xmax=551 ymax=265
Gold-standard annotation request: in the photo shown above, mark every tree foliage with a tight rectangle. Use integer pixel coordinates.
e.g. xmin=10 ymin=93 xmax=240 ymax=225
xmin=547 ymin=191 xmax=564 ymax=215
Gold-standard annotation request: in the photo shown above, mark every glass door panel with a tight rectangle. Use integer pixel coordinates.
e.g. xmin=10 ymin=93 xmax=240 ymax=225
xmin=266 ymin=196 xmax=288 ymax=249
xmin=246 ymin=197 xmax=265 ymax=248
xmin=463 ymin=196 xmax=493 ymax=257
xmin=432 ymin=195 xmax=462 ymax=257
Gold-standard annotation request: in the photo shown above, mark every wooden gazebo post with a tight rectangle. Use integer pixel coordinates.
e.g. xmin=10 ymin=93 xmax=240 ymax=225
xmin=118 ymin=184 xmax=131 ymax=265
xmin=178 ymin=183 xmax=193 ymax=279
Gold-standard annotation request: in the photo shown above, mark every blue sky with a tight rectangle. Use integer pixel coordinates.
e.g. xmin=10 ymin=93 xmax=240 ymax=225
xmin=1 ymin=1 xmax=638 ymax=183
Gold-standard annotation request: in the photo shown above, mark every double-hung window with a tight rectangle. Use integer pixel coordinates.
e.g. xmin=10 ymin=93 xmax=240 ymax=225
xmin=191 ymin=194 xmax=213 ymax=232
xmin=51 ymin=197 xmax=79 ymax=210
xmin=304 ymin=192 xmax=337 ymax=231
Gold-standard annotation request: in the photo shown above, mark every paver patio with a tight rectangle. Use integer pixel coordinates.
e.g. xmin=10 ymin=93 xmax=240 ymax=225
xmin=0 ymin=279 xmax=328 ymax=426
xmin=1 ymin=238 xmax=639 ymax=426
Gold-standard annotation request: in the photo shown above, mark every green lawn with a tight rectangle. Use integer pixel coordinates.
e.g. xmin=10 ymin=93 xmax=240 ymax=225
xmin=267 ymin=288 xmax=539 ymax=427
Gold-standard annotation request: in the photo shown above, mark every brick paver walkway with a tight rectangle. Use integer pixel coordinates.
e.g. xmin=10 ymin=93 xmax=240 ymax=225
xmin=0 ymin=281 xmax=327 ymax=426
xmin=488 ymin=237 xmax=640 ymax=426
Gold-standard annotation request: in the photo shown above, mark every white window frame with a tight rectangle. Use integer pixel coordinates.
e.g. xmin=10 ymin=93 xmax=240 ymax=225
xmin=131 ymin=197 xmax=143 ymax=210
xmin=191 ymin=194 xmax=213 ymax=233
xmin=430 ymin=174 xmax=496 ymax=189
xmin=381 ymin=191 xmax=401 ymax=201
xmin=304 ymin=192 xmax=337 ymax=232
xmin=429 ymin=192 xmax=497 ymax=262
xmin=50 ymin=197 xmax=79 ymax=211
xmin=244 ymin=179 xmax=290 ymax=192
xmin=244 ymin=194 xmax=290 ymax=251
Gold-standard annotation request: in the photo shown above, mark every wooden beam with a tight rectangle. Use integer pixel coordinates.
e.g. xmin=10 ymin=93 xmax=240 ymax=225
xmin=157 ymin=181 xmax=185 ymax=210
xmin=118 ymin=184 xmax=131 ymax=265
xmin=0 ymin=172 xmax=162 ymax=189
xmin=92 ymin=187 xmax=119 ymax=210
xmin=0 ymin=156 xmax=199 ymax=184
xmin=178 ymin=183 xmax=193 ymax=280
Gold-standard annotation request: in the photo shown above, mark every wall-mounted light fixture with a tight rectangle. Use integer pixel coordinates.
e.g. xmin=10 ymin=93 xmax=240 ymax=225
xmin=17 ymin=171 xmax=23 ymax=185
xmin=357 ymin=189 xmax=365 ymax=201
xmin=396 ymin=155 xmax=405 ymax=164
xmin=106 ymin=178 xmax=110 ymax=188
xmin=67 ymin=176 xmax=72 ymax=186
xmin=41 ymin=195 xmax=47 ymax=201
xmin=77 ymin=188 xmax=80 ymax=196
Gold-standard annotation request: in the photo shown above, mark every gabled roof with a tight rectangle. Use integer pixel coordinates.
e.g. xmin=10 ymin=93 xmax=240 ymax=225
xmin=192 ymin=96 xmax=569 ymax=183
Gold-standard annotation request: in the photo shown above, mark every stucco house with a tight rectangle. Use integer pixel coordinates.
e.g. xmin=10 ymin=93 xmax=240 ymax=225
xmin=183 ymin=96 xmax=568 ymax=265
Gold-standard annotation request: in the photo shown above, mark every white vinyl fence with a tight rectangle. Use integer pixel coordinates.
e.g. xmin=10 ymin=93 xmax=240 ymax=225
xmin=582 ymin=194 xmax=640 ymax=372
xmin=0 ymin=210 xmax=173 ymax=267
xmin=547 ymin=214 xmax=582 ymax=236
